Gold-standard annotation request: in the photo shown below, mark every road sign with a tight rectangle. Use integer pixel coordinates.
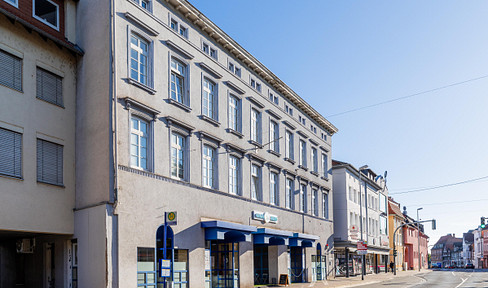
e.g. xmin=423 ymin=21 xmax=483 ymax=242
xmin=165 ymin=211 xmax=177 ymax=226
xmin=160 ymin=259 xmax=171 ymax=278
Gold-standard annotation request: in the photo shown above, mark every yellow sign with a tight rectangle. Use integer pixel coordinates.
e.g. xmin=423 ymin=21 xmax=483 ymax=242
xmin=165 ymin=211 xmax=177 ymax=225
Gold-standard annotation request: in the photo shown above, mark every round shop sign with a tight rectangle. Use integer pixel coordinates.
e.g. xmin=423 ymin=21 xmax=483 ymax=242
xmin=264 ymin=212 xmax=271 ymax=223
xmin=167 ymin=212 xmax=176 ymax=221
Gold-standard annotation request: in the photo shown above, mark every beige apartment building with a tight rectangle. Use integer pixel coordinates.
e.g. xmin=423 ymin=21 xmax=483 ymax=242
xmin=75 ymin=0 xmax=337 ymax=287
xmin=0 ymin=0 xmax=82 ymax=287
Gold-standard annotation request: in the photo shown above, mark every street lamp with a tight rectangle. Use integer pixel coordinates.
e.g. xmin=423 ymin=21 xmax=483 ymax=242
xmin=358 ymin=165 xmax=368 ymax=281
xmin=417 ymin=207 xmax=423 ymax=271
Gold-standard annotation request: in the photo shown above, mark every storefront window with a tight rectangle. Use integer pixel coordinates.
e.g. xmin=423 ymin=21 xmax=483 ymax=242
xmin=137 ymin=247 xmax=156 ymax=287
xmin=208 ymin=241 xmax=239 ymax=288
xmin=173 ymin=249 xmax=189 ymax=288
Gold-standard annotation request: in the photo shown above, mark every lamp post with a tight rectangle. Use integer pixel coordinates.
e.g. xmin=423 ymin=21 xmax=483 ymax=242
xmin=358 ymin=165 xmax=368 ymax=281
xmin=417 ymin=207 xmax=423 ymax=271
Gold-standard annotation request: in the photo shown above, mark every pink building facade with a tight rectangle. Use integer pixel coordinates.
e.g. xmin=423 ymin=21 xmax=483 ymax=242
xmin=403 ymin=225 xmax=428 ymax=270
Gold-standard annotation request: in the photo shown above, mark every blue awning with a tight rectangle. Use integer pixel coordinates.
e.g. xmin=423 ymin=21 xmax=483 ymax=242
xmin=253 ymin=228 xmax=294 ymax=246
xmin=289 ymin=233 xmax=320 ymax=247
xmin=201 ymin=221 xmax=257 ymax=243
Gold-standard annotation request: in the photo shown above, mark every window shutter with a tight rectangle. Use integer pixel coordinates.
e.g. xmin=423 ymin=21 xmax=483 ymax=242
xmin=0 ymin=50 xmax=22 ymax=91
xmin=36 ymin=68 xmax=63 ymax=106
xmin=0 ymin=128 xmax=22 ymax=178
xmin=37 ymin=139 xmax=63 ymax=185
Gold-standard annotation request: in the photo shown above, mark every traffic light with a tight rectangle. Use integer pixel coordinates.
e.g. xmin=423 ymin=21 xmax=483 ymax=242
xmin=481 ymin=217 xmax=486 ymax=229
xmin=432 ymin=219 xmax=436 ymax=230
xmin=393 ymin=250 xmax=397 ymax=257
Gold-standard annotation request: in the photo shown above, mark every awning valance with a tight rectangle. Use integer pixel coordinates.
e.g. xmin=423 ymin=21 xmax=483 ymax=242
xmin=201 ymin=221 xmax=257 ymax=243
xmin=289 ymin=232 xmax=319 ymax=247
xmin=253 ymin=228 xmax=294 ymax=246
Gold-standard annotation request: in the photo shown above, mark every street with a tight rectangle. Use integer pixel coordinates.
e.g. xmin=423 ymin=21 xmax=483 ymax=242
xmin=355 ymin=270 xmax=488 ymax=288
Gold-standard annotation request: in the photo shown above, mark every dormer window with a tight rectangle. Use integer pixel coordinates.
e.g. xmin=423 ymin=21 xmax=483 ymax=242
xmin=33 ymin=0 xmax=59 ymax=30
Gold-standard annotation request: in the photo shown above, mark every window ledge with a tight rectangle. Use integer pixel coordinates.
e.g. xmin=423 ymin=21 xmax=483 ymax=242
xmin=168 ymin=98 xmax=192 ymax=112
xmin=36 ymin=97 xmax=65 ymax=109
xmin=321 ymin=176 xmax=329 ymax=181
xmin=0 ymin=173 xmax=23 ymax=181
xmin=37 ymin=180 xmax=65 ymax=188
xmin=268 ymin=150 xmax=281 ymax=157
xmin=311 ymin=171 xmax=319 ymax=177
xmin=200 ymin=115 xmax=220 ymax=127
xmin=249 ymin=140 xmax=263 ymax=148
xmin=284 ymin=157 xmax=295 ymax=165
xmin=298 ymin=165 xmax=308 ymax=171
xmin=127 ymin=78 xmax=156 ymax=95
xmin=226 ymin=128 xmax=244 ymax=138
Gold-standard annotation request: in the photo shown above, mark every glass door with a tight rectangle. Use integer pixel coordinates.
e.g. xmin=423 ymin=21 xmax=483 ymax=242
xmin=254 ymin=245 xmax=269 ymax=285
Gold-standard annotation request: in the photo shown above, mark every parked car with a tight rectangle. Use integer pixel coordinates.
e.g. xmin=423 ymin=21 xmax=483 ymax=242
xmin=465 ymin=263 xmax=475 ymax=269
xmin=447 ymin=264 xmax=456 ymax=269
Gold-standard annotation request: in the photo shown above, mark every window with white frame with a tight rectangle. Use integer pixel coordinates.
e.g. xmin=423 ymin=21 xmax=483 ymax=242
xmin=170 ymin=58 xmax=187 ymax=104
xmin=269 ymin=92 xmax=278 ymax=105
xmin=36 ymin=67 xmax=63 ymax=107
xmin=285 ymin=178 xmax=294 ymax=209
xmin=285 ymin=104 xmax=293 ymax=116
xmin=4 ymin=0 xmax=18 ymax=8
xmin=228 ymin=95 xmax=240 ymax=132
xmin=133 ymin=0 xmax=151 ymax=11
xmin=227 ymin=60 xmax=241 ymax=77
xmin=202 ymin=41 xmax=217 ymax=60
xmin=37 ymin=139 xmax=63 ymax=186
xmin=228 ymin=155 xmax=239 ymax=195
xmin=285 ymin=130 xmax=294 ymax=160
xmin=0 ymin=127 xmax=22 ymax=178
xmin=269 ymin=171 xmax=278 ymax=205
xmin=312 ymin=188 xmax=318 ymax=216
xmin=170 ymin=17 xmax=188 ymax=38
xmin=311 ymin=147 xmax=318 ymax=173
xmin=299 ymin=183 xmax=307 ymax=212
xmin=130 ymin=34 xmax=149 ymax=86
xmin=322 ymin=194 xmax=328 ymax=219
xmin=348 ymin=186 xmax=353 ymax=201
xmin=202 ymin=145 xmax=215 ymax=188
xmin=299 ymin=140 xmax=306 ymax=167
xmin=202 ymin=78 xmax=216 ymax=120
xmin=322 ymin=153 xmax=328 ymax=178
xmin=130 ymin=117 xmax=149 ymax=170
xmin=251 ymin=164 xmax=261 ymax=200
xmin=171 ymin=132 xmax=185 ymax=180
xmin=33 ymin=0 xmax=59 ymax=30
xmin=269 ymin=120 xmax=279 ymax=153
xmin=0 ymin=49 xmax=22 ymax=91
xmin=250 ymin=108 xmax=261 ymax=143
xmin=250 ymin=77 xmax=261 ymax=93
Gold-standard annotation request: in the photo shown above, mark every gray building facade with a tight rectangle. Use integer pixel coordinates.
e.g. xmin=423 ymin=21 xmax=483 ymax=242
xmin=75 ymin=0 xmax=338 ymax=287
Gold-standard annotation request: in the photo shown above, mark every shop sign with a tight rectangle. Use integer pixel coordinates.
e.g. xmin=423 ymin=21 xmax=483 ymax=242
xmin=252 ymin=211 xmax=278 ymax=224
xmin=357 ymin=240 xmax=368 ymax=255
xmin=205 ymin=250 xmax=211 ymax=270
xmin=350 ymin=225 xmax=359 ymax=240
xmin=165 ymin=211 xmax=177 ymax=226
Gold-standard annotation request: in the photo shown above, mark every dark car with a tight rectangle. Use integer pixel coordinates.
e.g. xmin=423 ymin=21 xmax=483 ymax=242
xmin=465 ymin=263 xmax=475 ymax=269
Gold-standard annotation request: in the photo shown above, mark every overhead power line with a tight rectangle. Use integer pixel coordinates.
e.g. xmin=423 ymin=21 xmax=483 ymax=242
xmin=389 ymin=175 xmax=488 ymax=195
xmin=407 ymin=198 xmax=488 ymax=207
xmin=326 ymin=75 xmax=488 ymax=118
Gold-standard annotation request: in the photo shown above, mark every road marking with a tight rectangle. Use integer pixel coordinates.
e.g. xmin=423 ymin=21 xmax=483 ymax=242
xmin=455 ymin=276 xmax=469 ymax=288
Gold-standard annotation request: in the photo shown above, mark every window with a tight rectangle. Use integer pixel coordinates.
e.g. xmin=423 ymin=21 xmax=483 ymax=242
xmin=285 ymin=104 xmax=293 ymax=116
xmin=170 ymin=19 xmax=178 ymax=31
xmin=4 ymin=0 xmax=18 ymax=8
xmin=322 ymin=153 xmax=328 ymax=178
xmin=228 ymin=95 xmax=240 ymax=132
xmin=299 ymin=184 xmax=307 ymax=212
xmin=312 ymin=188 xmax=318 ymax=216
xmin=71 ymin=242 xmax=78 ymax=288
xmin=202 ymin=145 xmax=215 ymax=188
xmin=130 ymin=34 xmax=149 ymax=86
xmin=250 ymin=109 xmax=261 ymax=143
xmin=269 ymin=120 xmax=279 ymax=153
xmin=202 ymin=41 xmax=217 ymax=60
xmin=285 ymin=130 xmax=294 ymax=160
xmin=137 ymin=247 xmax=156 ymax=287
xmin=250 ymin=77 xmax=261 ymax=92
xmin=269 ymin=171 xmax=278 ymax=205
xmin=256 ymin=83 xmax=261 ymax=93
xmin=202 ymin=78 xmax=216 ymax=120
xmin=170 ymin=18 xmax=188 ymax=39
xmin=0 ymin=49 xmax=22 ymax=91
xmin=33 ymin=0 xmax=59 ymax=30
xmin=37 ymin=67 xmax=63 ymax=107
xmin=251 ymin=164 xmax=261 ymax=200
xmin=228 ymin=60 xmax=241 ymax=77
xmin=269 ymin=92 xmax=278 ymax=105
xmin=130 ymin=117 xmax=149 ymax=170
xmin=179 ymin=26 xmax=187 ymax=38
xmin=133 ymin=0 xmax=151 ymax=11
xmin=285 ymin=178 xmax=294 ymax=209
xmin=229 ymin=155 xmax=239 ymax=194
xmin=170 ymin=58 xmax=187 ymax=104
xmin=299 ymin=140 xmax=306 ymax=167
xmin=0 ymin=128 xmax=22 ymax=178
xmin=173 ymin=249 xmax=189 ymax=287
xmin=311 ymin=147 xmax=318 ymax=173
xmin=348 ymin=187 xmax=353 ymax=201
xmin=37 ymin=139 xmax=63 ymax=186
xmin=171 ymin=133 xmax=185 ymax=180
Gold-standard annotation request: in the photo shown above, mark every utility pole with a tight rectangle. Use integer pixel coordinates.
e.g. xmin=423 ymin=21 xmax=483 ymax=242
xmin=417 ymin=208 xmax=423 ymax=271
xmin=358 ymin=165 xmax=368 ymax=281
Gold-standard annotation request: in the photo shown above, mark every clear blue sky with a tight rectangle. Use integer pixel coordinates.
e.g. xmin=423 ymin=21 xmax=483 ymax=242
xmin=189 ymin=0 xmax=488 ymax=246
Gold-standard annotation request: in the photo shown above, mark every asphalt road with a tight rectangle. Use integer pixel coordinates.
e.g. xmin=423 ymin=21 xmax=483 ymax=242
xmin=357 ymin=269 xmax=488 ymax=288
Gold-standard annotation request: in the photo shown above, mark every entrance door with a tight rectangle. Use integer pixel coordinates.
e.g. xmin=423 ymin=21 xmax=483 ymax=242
xmin=254 ymin=245 xmax=269 ymax=285
xmin=290 ymin=247 xmax=303 ymax=283
xmin=44 ymin=243 xmax=55 ymax=288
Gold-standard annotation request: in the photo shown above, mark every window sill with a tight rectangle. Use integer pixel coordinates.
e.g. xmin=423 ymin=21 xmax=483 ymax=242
xmin=36 ymin=97 xmax=65 ymax=109
xmin=298 ymin=165 xmax=308 ymax=171
xmin=249 ymin=140 xmax=263 ymax=148
xmin=311 ymin=171 xmax=319 ymax=177
xmin=284 ymin=157 xmax=295 ymax=165
xmin=37 ymin=180 xmax=65 ymax=188
xmin=127 ymin=78 xmax=156 ymax=95
xmin=200 ymin=115 xmax=220 ymax=127
xmin=0 ymin=173 xmax=23 ymax=181
xmin=268 ymin=150 xmax=281 ymax=157
xmin=226 ymin=128 xmax=244 ymax=139
xmin=321 ymin=176 xmax=329 ymax=181
xmin=168 ymin=98 xmax=192 ymax=112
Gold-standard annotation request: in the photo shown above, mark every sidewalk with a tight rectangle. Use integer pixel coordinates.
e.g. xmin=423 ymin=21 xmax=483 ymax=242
xmin=264 ymin=269 xmax=431 ymax=288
